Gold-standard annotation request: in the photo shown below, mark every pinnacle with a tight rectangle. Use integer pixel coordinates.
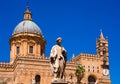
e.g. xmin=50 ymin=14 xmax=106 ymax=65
xmin=100 ymin=30 xmax=105 ymax=40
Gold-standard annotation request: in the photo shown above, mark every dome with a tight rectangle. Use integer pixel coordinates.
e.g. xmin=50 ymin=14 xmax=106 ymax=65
xmin=12 ymin=20 xmax=42 ymax=35
xmin=12 ymin=6 xmax=42 ymax=36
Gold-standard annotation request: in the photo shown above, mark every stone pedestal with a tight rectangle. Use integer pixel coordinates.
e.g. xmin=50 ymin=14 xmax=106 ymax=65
xmin=51 ymin=79 xmax=68 ymax=84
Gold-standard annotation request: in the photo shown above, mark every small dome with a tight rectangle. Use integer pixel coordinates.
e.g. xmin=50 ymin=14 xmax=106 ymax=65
xmin=12 ymin=20 xmax=42 ymax=35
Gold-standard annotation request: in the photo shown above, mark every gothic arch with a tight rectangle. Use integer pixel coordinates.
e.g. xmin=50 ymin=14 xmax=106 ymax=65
xmin=88 ymin=75 xmax=97 ymax=84
xmin=35 ymin=75 xmax=41 ymax=84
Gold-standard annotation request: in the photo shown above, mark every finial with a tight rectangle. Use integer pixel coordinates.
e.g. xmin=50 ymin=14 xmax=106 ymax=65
xmin=100 ymin=29 xmax=105 ymax=40
xmin=26 ymin=1 xmax=29 ymax=6
xmin=25 ymin=0 xmax=31 ymax=13
xmin=26 ymin=0 xmax=30 ymax=7
xmin=72 ymin=53 xmax=75 ymax=58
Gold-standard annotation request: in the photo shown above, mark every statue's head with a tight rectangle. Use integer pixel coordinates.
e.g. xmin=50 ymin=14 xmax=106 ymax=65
xmin=56 ymin=37 xmax=62 ymax=45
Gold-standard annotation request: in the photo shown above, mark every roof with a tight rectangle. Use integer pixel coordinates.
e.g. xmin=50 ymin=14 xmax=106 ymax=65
xmin=12 ymin=20 xmax=42 ymax=35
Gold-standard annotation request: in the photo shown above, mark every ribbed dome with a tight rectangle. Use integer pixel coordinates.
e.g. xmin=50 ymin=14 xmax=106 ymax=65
xmin=12 ymin=20 xmax=42 ymax=35
xmin=12 ymin=6 xmax=42 ymax=36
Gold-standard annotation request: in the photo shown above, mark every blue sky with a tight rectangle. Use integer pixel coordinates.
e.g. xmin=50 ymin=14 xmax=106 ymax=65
xmin=0 ymin=0 xmax=119 ymax=83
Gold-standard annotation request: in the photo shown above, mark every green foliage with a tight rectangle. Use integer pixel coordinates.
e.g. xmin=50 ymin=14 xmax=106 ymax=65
xmin=75 ymin=65 xmax=85 ymax=83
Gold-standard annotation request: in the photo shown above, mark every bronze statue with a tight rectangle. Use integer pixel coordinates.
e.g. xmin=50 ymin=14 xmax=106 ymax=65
xmin=50 ymin=37 xmax=67 ymax=82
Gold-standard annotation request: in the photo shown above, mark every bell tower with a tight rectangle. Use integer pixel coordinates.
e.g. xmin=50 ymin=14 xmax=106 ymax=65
xmin=96 ymin=30 xmax=109 ymax=66
xmin=96 ymin=31 xmax=108 ymax=58
xmin=96 ymin=30 xmax=111 ymax=83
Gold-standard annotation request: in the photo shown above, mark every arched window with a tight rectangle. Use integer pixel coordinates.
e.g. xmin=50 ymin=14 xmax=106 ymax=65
xmin=28 ymin=15 xmax=29 ymax=19
xmin=35 ymin=75 xmax=40 ymax=84
xmin=16 ymin=46 xmax=20 ymax=54
xmin=29 ymin=46 xmax=33 ymax=53
xmin=88 ymin=75 xmax=96 ymax=84
xmin=103 ymin=50 xmax=106 ymax=56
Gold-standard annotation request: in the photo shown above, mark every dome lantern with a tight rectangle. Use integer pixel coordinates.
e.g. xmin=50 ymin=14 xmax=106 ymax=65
xmin=24 ymin=6 xmax=32 ymax=21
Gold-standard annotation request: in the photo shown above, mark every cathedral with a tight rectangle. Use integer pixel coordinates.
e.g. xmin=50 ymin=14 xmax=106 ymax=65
xmin=0 ymin=7 xmax=111 ymax=84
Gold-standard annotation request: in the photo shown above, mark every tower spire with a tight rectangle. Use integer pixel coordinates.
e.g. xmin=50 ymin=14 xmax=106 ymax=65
xmin=100 ymin=29 xmax=105 ymax=40
xmin=23 ymin=6 xmax=32 ymax=21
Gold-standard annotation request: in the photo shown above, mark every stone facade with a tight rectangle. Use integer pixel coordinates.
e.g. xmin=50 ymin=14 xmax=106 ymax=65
xmin=0 ymin=7 xmax=111 ymax=84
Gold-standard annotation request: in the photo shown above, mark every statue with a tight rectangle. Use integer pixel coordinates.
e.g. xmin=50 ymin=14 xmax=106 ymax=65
xmin=50 ymin=37 xmax=67 ymax=82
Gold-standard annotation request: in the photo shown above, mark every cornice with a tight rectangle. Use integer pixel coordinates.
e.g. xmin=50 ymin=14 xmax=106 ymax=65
xmin=9 ymin=33 xmax=45 ymax=44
